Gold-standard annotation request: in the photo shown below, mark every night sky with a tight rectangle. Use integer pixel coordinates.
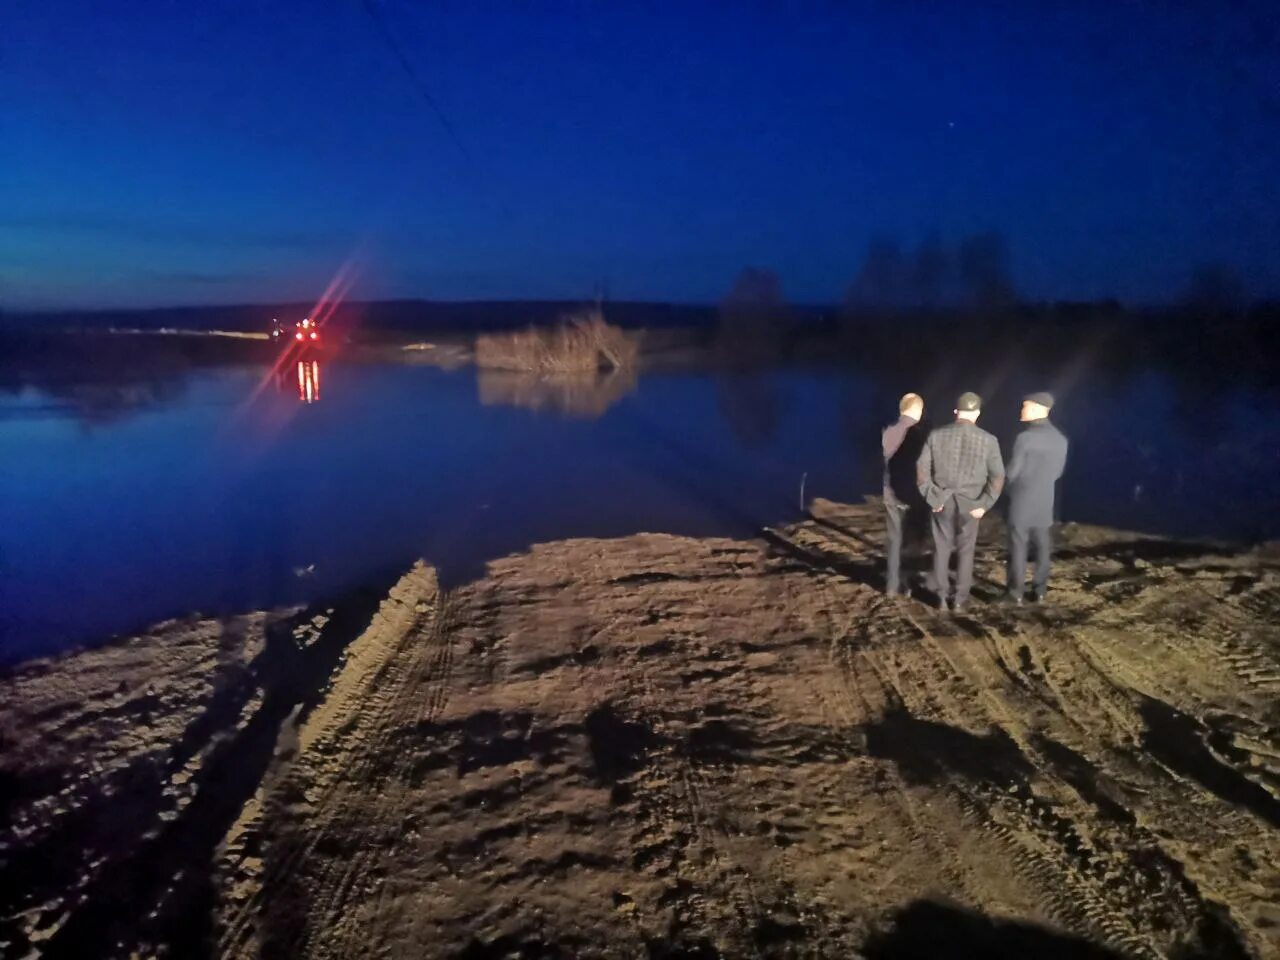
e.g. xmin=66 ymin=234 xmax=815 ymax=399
xmin=4 ymin=2 xmax=1278 ymax=309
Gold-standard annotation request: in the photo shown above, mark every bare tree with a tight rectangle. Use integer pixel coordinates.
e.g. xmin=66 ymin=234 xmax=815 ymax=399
xmin=717 ymin=266 xmax=788 ymax=366
xmin=911 ymin=231 xmax=948 ymax=307
xmin=846 ymin=235 xmax=905 ymax=309
xmin=958 ymin=232 xmax=1016 ymax=309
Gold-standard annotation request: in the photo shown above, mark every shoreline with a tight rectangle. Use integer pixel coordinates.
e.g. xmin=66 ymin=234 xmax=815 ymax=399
xmin=2 ymin=501 xmax=1278 ymax=957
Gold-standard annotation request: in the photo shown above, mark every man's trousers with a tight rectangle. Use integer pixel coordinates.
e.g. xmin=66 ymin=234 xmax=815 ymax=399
xmin=932 ymin=500 xmax=982 ymax=604
xmin=1008 ymin=525 xmax=1052 ymax=597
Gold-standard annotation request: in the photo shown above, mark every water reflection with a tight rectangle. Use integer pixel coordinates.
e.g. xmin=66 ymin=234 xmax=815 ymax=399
xmin=0 ymin=357 xmax=186 ymax=425
xmin=5 ymin=335 xmax=1280 ymax=665
xmin=715 ymin=372 xmax=779 ymax=448
xmin=476 ymin=367 xmax=636 ymax=419
xmin=272 ymin=360 xmax=322 ymax=403
xmin=297 ymin=360 xmax=321 ymax=404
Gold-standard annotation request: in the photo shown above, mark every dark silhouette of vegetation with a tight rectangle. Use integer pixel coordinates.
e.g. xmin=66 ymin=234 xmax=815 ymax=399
xmin=716 ymin=267 xmax=789 ymax=367
xmin=844 ymin=230 xmax=1010 ymax=320
xmin=714 ymin=267 xmax=788 ymax=445
xmin=845 ymin=232 xmax=951 ymax=312
xmin=911 ymin=231 xmax=949 ymax=307
xmin=1182 ymin=262 xmax=1246 ymax=319
xmin=846 ymin=235 xmax=906 ymax=309
xmin=958 ymin=231 xmax=1016 ymax=309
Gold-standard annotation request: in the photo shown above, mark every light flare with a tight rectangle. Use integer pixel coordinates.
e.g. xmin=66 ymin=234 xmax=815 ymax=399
xmin=231 ymin=252 xmax=360 ymax=422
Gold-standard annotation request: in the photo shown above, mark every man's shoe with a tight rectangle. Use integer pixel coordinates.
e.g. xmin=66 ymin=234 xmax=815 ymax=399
xmin=1033 ymin=589 xmax=1047 ymax=603
xmin=953 ymin=599 xmax=968 ymax=614
xmin=1002 ymin=593 xmax=1023 ymax=606
xmin=937 ymin=596 xmax=949 ymax=612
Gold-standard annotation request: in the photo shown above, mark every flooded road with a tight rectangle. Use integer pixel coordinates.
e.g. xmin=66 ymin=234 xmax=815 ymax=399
xmin=2 ymin=355 xmax=1278 ymax=661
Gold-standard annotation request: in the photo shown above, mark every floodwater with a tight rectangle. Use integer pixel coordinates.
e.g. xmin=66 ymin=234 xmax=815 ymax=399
xmin=2 ymin=354 xmax=1277 ymax=661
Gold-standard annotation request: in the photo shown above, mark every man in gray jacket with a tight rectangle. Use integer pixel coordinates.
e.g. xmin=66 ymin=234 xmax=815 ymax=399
xmin=917 ymin=392 xmax=1005 ymax=612
xmin=1005 ymin=392 xmax=1069 ymax=603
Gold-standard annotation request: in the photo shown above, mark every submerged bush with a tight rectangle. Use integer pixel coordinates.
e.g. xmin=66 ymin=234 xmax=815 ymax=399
xmin=475 ymin=310 xmax=638 ymax=373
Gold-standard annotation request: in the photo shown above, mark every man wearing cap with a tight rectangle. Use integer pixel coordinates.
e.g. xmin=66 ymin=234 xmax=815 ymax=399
xmin=917 ymin=392 xmax=1005 ymax=612
xmin=881 ymin=392 xmax=928 ymax=596
xmin=1005 ymin=392 xmax=1069 ymax=603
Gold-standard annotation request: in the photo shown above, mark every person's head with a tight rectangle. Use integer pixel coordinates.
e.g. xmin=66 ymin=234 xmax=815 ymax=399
xmin=1020 ymin=391 xmax=1054 ymax=422
xmin=898 ymin=392 xmax=924 ymax=421
xmin=955 ymin=391 xmax=982 ymax=422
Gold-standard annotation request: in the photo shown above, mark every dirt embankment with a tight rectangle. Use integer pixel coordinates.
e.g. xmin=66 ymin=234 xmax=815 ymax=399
xmin=3 ymin=502 xmax=1279 ymax=958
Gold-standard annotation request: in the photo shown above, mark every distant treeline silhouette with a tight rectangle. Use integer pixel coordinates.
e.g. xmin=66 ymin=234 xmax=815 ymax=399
xmin=845 ymin=231 xmax=1016 ymax=311
xmin=708 ymin=257 xmax=1278 ymax=390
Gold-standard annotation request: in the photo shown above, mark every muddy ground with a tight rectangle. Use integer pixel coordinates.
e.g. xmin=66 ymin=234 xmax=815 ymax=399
xmin=2 ymin=500 xmax=1278 ymax=959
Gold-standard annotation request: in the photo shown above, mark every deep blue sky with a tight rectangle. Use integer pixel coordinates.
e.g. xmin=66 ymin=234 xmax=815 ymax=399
xmin=3 ymin=1 xmax=1277 ymax=309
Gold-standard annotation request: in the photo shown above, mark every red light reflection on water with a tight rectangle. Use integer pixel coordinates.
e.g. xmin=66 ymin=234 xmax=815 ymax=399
xmin=230 ymin=255 xmax=358 ymax=428
xmin=297 ymin=360 xmax=320 ymax=404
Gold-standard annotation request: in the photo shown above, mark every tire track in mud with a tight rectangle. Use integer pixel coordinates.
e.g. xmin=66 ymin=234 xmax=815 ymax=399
xmin=316 ymin=591 xmax=458 ymax=960
xmin=936 ymin=600 xmax=1266 ymax=959
xmin=199 ymin=505 xmax=1275 ymax=957
xmin=216 ymin=564 xmax=442 ymax=959
xmin=1051 ymin=615 xmax=1278 ymax=954
xmin=773 ymin=530 xmax=991 ymax=917
xmin=388 ymin=588 xmax=572 ymax=959
xmin=7 ymin=592 xmax=400 ymax=960
xmin=628 ymin=619 xmax=766 ymax=955
xmin=1084 ymin=568 xmax=1279 ymax=703
xmin=771 ymin=518 xmax=1251 ymax=958
xmin=858 ymin=615 xmax=1172 ymax=960
xmin=912 ymin=590 xmax=1266 ymax=957
xmin=1069 ymin=616 xmax=1280 ymax=828
xmin=296 ymin=586 xmax=458 ymax=960
xmin=620 ymin=543 xmax=834 ymax=957
xmin=769 ymin=551 xmax=987 ymax=946
xmin=0 ymin=620 xmax=263 ymax=955
xmin=1187 ymin=582 xmax=1280 ymax=697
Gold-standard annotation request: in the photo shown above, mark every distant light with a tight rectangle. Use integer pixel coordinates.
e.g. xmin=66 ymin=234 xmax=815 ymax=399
xmin=302 ymin=318 xmax=310 ymax=328
xmin=296 ymin=332 xmax=304 ymax=340
xmin=310 ymin=331 xmax=317 ymax=340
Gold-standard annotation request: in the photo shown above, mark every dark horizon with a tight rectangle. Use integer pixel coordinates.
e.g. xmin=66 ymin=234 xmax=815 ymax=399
xmin=6 ymin=288 xmax=1275 ymax=321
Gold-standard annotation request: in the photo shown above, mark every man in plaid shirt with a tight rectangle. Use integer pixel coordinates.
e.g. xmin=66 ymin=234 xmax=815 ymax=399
xmin=917 ymin=392 xmax=1005 ymax=612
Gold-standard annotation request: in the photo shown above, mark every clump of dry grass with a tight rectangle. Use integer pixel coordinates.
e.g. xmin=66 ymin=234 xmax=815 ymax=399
xmin=475 ymin=310 xmax=637 ymax=373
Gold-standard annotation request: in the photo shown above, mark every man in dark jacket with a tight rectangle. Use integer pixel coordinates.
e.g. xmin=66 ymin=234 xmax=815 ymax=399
xmin=1005 ymin=392 xmax=1069 ymax=603
xmin=917 ymin=392 xmax=1005 ymax=612
xmin=881 ymin=392 xmax=926 ymax=596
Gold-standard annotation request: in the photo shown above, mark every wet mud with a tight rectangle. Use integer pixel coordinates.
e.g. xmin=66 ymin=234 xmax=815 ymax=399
xmin=2 ymin=503 xmax=1278 ymax=958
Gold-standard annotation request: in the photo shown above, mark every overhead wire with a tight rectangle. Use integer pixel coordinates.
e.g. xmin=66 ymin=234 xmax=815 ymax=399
xmin=359 ymin=0 xmax=476 ymax=174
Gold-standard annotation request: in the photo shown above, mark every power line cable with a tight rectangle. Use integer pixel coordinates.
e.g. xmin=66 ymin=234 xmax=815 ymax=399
xmin=359 ymin=0 xmax=476 ymax=172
